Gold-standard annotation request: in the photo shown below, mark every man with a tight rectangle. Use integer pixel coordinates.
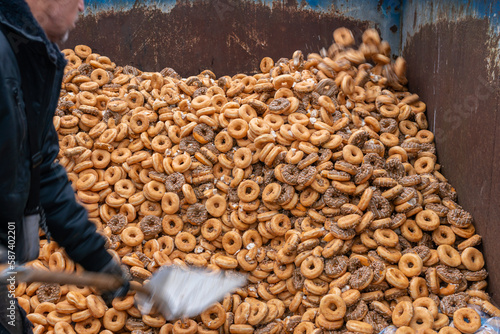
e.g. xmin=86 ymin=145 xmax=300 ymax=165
xmin=0 ymin=0 xmax=128 ymax=332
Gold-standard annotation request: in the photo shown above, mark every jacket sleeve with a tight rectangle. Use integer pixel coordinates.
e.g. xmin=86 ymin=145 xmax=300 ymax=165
xmin=0 ymin=31 xmax=29 ymax=226
xmin=39 ymin=122 xmax=112 ymax=272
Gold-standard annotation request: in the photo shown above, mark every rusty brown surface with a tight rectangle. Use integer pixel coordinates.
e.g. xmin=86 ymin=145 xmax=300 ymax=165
xmin=61 ymin=0 xmax=370 ymax=76
xmin=403 ymin=18 xmax=500 ymax=302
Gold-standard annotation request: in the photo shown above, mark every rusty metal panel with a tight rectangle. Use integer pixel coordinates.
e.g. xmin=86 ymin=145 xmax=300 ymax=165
xmin=62 ymin=0 xmax=401 ymax=75
xmin=402 ymin=0 xmax=500 ymax=302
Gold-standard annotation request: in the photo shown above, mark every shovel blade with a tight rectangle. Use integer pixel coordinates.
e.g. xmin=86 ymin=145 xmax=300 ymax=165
xmin=137 ymin=265 xmax=246 ymax=320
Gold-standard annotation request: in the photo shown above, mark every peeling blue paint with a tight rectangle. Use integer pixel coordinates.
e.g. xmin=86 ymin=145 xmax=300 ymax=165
xmin=402 ymin=0 xmax=500 ymax=49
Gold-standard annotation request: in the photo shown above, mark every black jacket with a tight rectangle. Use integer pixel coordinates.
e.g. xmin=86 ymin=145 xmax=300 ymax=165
xmin=0 ymin=0 xmax=112 ymax=271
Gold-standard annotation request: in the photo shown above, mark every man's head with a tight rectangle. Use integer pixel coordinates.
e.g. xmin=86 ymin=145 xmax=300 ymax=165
xmin=25 ymin=0 xmax=84 ymax=43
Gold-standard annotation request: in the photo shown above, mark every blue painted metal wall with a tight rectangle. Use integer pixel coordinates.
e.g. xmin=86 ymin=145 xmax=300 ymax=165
xmin=402 ymin=0 xmax=500 ymax=63
xmin=80 ymin=0 xmax=499 ymax=60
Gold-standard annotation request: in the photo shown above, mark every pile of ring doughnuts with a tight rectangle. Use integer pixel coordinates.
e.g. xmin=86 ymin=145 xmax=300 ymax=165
xmin=19 ymin=27 xmax=499 ymax=334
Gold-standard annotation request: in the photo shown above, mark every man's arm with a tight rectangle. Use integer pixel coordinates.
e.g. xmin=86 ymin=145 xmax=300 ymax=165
xmin=0 ymin=31 xmax=29 ymax=226
xmin=39 ymin=122 xmax=112 ymax=272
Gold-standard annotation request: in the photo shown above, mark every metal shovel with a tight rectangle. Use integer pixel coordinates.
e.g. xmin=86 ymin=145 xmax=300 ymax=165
xmin=2 ymin=265 xmax=246 ymax=321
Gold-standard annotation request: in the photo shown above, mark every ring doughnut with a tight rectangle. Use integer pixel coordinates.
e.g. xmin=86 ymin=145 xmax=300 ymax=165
xmin=130 ymin=113 xmax=149 ymax=133
xmin=396 ymin=326 xmax=415 ymax=334
xmin=138 ymin=215 xmax=162 ymax=239
xmin=392 ymin=301 xmax=414 ymax=327
xmin=60 ymin=115 xmax=79 ymax=129
xmin=143 ymin=180 xmax=166 ymax=202
xmin=401 ymin=220 xmax=423 ymax=242
xmin=120 ymin=226 xmax=144 ymax=246
xmin=222 ymin=231 xmax=242 ymax=255
xmin=151 ymin=135 xmax=171 ymax=154
xmin=233 ymin=147 xmax=253 ymax=169
xmin=34 ymin=302 xmax=55 ymax=316
xmin=48 ymin=252 xmax=66 ymax=272
xmin=433 ymin=313 xmax=449 ymax=330
xmin=112 ymin=295 xmax=135 ymax=311
xmin=439 ymin=327 xmax=461 ymax=334
xmin=110 ymin=148 xmax=131 ymax=164
xmin=398 ymin=253 xmax=423 ymax=277
xmin=114 ymin=179 xmax=136 ymax=199
xmin=414 ymin=157 xmax=435 ymax=174
xmin=193 ymin=123 xmax=215 ymax=144
xmin=292 ymin=321 xmax=314 ymax=334
xmin=192 ymin=95 xmax=211 ymax=110
xmin=103 ymin=308 xmax=127 ymax=332
xmin=77 ymin=91 xmax=97 ymax=107
xmin=432 ymin=226 xmax=455 ymax=246
xmin=172 ymin=319 xmax=198 ymax=334
xmin=380 ymin=104 xmax=400 ymax=118
xmin=319 ymin=294 xmax=346 ymax=321
xmin=269 ymin=214 xmax=291 ymax=236
xmin=86 ymin=295 xmax=106 ymax=318
xmin=71 ymin=308 xmax=92 ymax=323
xmin=301 ymin=256 xmax=324 ymax=279
xmin=54 ymin=321 xmax=77 ymax=334
xmin=161 ymin=192 xmax=180 ymax=214
xmin=125 ymin=90 xmax=144 ymax=109
xmin=237 ymin=180 xmax=260 ymax=202
xmin=437 ymin=245 xmax=461 ymax=267
xmin=316 ymin=314 xmax=343 ymax=330
xmin=206 ymin=195 xmax=227 ymax=217
xmin=260 ymin=57 xmax=274 ymax=73
xmin=273 ymin=75 xmax=294 ymax=90
xmin=200 ymin=218 xmax=222 ymax=242
xmin=227 ymin=119 xmax=249 ymax=139
xmin=175 ymin=232 xmax=197 ymax=253
xmin=90 ymin=68 xmax=109 ymax=87
xmin=408 ymin=277 xmax=428 ymax=300
xmin=346 ymin=320 xmax=373 ymax=334
xmin=452 ymin=308 xmax=481 ymax=334
xmin=386 ymin=267 xmax=409 ymax=289
xmin=262 ymin=183 xmax=282 ymax=202
xmin=47 ymin=311 xmax=71 ymax=326
xmin=415 ymin=210 xmax=440 ymax=231
xmin=247 ymin=301 xmax=268 ymax=325
xmin=26 ymin=313 xmax=47 ymax=327
xmin=342 ymin=145 xmax=363 ymax=165
xmin=172 ymin=153 xmax=192 ymax=173
xmin=90 ymin=149 xmax=111 ymax=169
xmin=66 ymin=291 xmax=87 ymax=310
xmin=162 ymin=215 xmax=184 ymax=236
xmin=75 ymin=45 xmax=92 ymax=58
xmin=373 ymin=229 xmax=399 ymax=247
xmin=413 ymin=297 xmax=438 ymax=320
xmin=74 ymin=317 xmax=101 ymax=333
xmin=460 ymin=247 xmax=484 ymax=271
xmin=409 ymin=307 xmax=434 ymax=331
xmin=143 ymin=314 xmax=167 ymax=328
xmin=214 ymin=131 xmax=233 ymax=152
xmin=333 ymin=27 xmax=355 ymax=46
